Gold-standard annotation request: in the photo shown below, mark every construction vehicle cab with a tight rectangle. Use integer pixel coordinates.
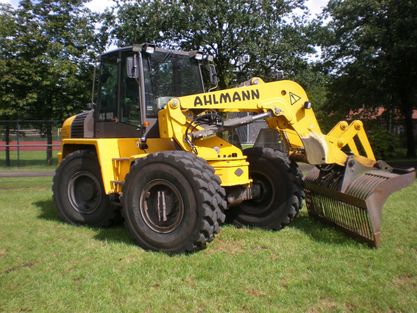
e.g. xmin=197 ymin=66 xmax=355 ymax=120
xmin=53 ymin=44 xmax=415 ymax=253
xmin=93 ymin=44 xmax=213 ymax=139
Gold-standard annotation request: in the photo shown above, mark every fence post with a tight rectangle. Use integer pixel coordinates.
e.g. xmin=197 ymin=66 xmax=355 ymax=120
xmin=16 ymin=120 xmax=20 ymax=166
xmin=5 ymin=122 xmax=11 ymax=167
xmin=46 ymin=121 xmax=53 ymax=165
xmin=1 ymin=120 xmax=63 ymax=167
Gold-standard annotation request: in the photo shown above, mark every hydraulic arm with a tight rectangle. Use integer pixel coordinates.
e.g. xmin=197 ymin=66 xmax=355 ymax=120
xmin=159 ymin=77 xmax=375 ymax=167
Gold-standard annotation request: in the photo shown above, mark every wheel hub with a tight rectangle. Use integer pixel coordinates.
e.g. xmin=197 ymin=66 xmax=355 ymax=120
xmin=140 ymin=179 xmax=184 ymax=234
xmin=68 ymin=171 xmax=102 ymax=215
xmin=76 ymin=178 xmax=96 ymax=201
xmin=241 ymin=171 xmax=275 ymax=215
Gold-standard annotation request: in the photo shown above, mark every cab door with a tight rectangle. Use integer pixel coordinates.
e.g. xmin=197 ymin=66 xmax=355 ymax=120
xmin=95 ymin=50 xmax=143 ymax=138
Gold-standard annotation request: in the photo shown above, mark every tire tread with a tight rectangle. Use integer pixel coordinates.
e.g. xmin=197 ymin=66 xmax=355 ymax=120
xmin=229 ymin=147 xmax=304 ymax=230
xmin=122 ymin=151 xmax=226 ymax=253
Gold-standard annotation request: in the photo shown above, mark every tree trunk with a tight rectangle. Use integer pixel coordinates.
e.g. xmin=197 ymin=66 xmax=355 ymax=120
xmin=404 ymin=109 xmax=416 ymax=158
xmin=400 ymin=94 xmax=416 ymax=158
xmin=5 ymin=123 xmax=10 ymax=167
xmin=46 ymin=123 xmax=53 ymax=165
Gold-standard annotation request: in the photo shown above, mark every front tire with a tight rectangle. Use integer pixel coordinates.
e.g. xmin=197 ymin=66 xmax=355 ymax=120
xmin=122 ymin=151 xmax=226 ymax=253
xmin=227 ymin=147 xmax=304 ymax=230
xmin=52 ymin=150 xmax=119 ymax=227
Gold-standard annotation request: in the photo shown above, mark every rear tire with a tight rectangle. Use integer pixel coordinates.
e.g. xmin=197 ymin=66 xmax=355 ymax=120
xmin=227 ymin=147 xmax=304 ymax=230
xmin=52 ymin=150 xmax=119 ymax=227
xmin=122 ymin=151 xmax=226 ymax=253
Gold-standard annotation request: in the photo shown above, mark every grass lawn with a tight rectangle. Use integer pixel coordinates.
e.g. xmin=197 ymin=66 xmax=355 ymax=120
xmin=0 ymin=177 xmax=416 ymax=313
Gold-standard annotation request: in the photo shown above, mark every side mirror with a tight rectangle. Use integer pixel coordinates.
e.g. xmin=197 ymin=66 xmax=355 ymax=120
xmin=126 ymin=54 xmax=139 ymax=79
xmin=208 ymin=64 xmax=218 ymax=86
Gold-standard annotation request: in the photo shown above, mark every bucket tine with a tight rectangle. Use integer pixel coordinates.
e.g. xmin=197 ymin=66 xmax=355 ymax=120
xmin=304 ymin=156 xmax=415 ymax=247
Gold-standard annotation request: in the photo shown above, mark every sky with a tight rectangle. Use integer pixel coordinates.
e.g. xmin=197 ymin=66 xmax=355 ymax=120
xmin=305 ymin=0 xmax=329 ymax=16
xmin=1 ymin=0 xmax=329 ymax=16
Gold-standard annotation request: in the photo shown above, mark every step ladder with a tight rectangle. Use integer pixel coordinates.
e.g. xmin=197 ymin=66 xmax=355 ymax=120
xmin=111 ymin=157 xmax=130 ymax=193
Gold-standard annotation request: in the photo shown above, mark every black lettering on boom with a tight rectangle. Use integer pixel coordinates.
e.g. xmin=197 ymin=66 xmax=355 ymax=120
xmin=194 ymin=89 xmax=260 ymax=106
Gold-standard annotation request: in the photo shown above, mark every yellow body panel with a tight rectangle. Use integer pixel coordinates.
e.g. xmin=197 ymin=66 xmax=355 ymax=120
xmin=61 ymin=115 xmax=76 ymax=140
xmin=208 ymin=158 xmax=251 ymax=187
xmin=61 ymin=138 xmax=121 ymax=193
xmin=60 ymin=138 xmax=177 ymax=193
xmin=60 ymin=135 xmax=251 ymax=193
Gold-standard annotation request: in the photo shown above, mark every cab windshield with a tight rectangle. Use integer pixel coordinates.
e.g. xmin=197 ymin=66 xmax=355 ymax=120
xmin=143 ymin=51 xmax=204 ymax=117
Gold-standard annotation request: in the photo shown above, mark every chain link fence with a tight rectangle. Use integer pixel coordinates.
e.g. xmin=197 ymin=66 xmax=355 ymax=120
xmin=227 ymin=113 xmax=267 ymax=145
xmin=0 ymin=120 xmax=61 ymax=167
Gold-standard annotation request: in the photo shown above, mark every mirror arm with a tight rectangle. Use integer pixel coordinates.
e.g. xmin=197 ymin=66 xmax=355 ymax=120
xmin=208 ymin=64 xmax=219 ymax=92
xmin=88 ymin=62 xmax=98 ymax=110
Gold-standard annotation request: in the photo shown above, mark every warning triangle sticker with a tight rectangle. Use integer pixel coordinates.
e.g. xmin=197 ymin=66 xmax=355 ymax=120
xmin=289 ymin=92 xmax=301 ymax=105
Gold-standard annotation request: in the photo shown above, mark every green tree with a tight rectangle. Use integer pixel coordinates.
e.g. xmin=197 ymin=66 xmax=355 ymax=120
xmin=0 ymin=4 xmax=39 ymax=165
xmin=0 ymin=3 xmax=17 ymax=166
xmin=108 ymin=0 xmax=317 ymax=89
xmin=10 ymin=0 xmax=104 ymax=164
xmin=322 ymin=0 xmax=417 ymax=157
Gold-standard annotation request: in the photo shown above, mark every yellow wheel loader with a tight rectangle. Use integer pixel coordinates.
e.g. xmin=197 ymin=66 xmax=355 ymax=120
xmin=53 ymin=44 xmax=415 ymax=253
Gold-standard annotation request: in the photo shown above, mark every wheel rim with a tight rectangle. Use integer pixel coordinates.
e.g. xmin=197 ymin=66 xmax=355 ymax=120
xmin=68 ymin=171 xmax=102 ymax=215
xmin=139 ymin=179 xmax=185 ymax=234
xmin=242 ymin=170 xmax=275 ymax=214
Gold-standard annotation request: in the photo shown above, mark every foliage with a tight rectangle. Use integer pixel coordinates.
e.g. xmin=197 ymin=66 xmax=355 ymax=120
xmin=321 ymin=0 xmax=417 ymax=157
xmin=13 ymin=0 xmax=103 ymax=122
xmin=366 ymin=123 xmax=400 ymax=159
xmin=0 ymin=0 xmax=107 ymax=164
xmin=109 ymin=0 xmax=320 ymax=89
xmin=0 ymin=3 xmax=37 ymax=120
xmin=0 ymin=1 xmax=100 ymax=121
xmin=0 ymin=177 xmax=416 ymax=312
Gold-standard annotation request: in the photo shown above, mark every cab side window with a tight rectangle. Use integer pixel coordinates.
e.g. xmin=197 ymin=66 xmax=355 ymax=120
xmin=98 ymin=55 xmax=118 ymax=121
xmin=121 ymin=53 xmax=140 ymax=125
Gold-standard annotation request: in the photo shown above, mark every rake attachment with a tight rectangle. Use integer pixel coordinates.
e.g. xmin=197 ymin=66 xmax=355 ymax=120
xmin=304 ymin=156 xmax=415 ymax=247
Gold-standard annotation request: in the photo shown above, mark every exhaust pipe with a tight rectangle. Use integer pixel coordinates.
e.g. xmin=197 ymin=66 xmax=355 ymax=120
xmin=304 ymin=156 xmax=415 ymax=247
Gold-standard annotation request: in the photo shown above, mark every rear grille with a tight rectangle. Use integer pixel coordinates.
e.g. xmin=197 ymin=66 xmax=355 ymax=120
xmin=71 ymin=112 xmax=88 ymax=138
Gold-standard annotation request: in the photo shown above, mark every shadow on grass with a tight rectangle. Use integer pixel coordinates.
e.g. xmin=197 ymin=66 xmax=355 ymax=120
xmin=33 ymin=199 xmax=135 ymax=246
xmin=288 ymin=213 xmax=358 ymax=246
xmin=34 ymin=199 xmax=60 ymax=222
xmin=33 ymin=199 xmax=358 ymax=248
xmin=224 ymin=206 xmax=355 ymax=246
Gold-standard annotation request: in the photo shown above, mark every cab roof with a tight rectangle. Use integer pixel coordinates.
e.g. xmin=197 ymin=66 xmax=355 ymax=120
xmin=100 ymin=43 xmax=198 ymax=58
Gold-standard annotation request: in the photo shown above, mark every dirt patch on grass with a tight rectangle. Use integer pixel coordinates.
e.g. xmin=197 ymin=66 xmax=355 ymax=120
xmin=4 ymin=261 xmax=36 ymax=274
xmin=246 ymin=288 xmax=266 ymax=297
xmin=393 ymin=274 xmax=417 ymax=288
xmin=278 ymin=277 xmax=289 ymax=290
xmin=307 ymin=298 xmax=338 ymax=313
xmin=207 ymin=238 xmax=244 ymax=255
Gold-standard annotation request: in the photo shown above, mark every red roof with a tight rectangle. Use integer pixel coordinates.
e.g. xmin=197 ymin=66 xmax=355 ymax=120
xmin=348 ymin=107 xmax=417 ymax=120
